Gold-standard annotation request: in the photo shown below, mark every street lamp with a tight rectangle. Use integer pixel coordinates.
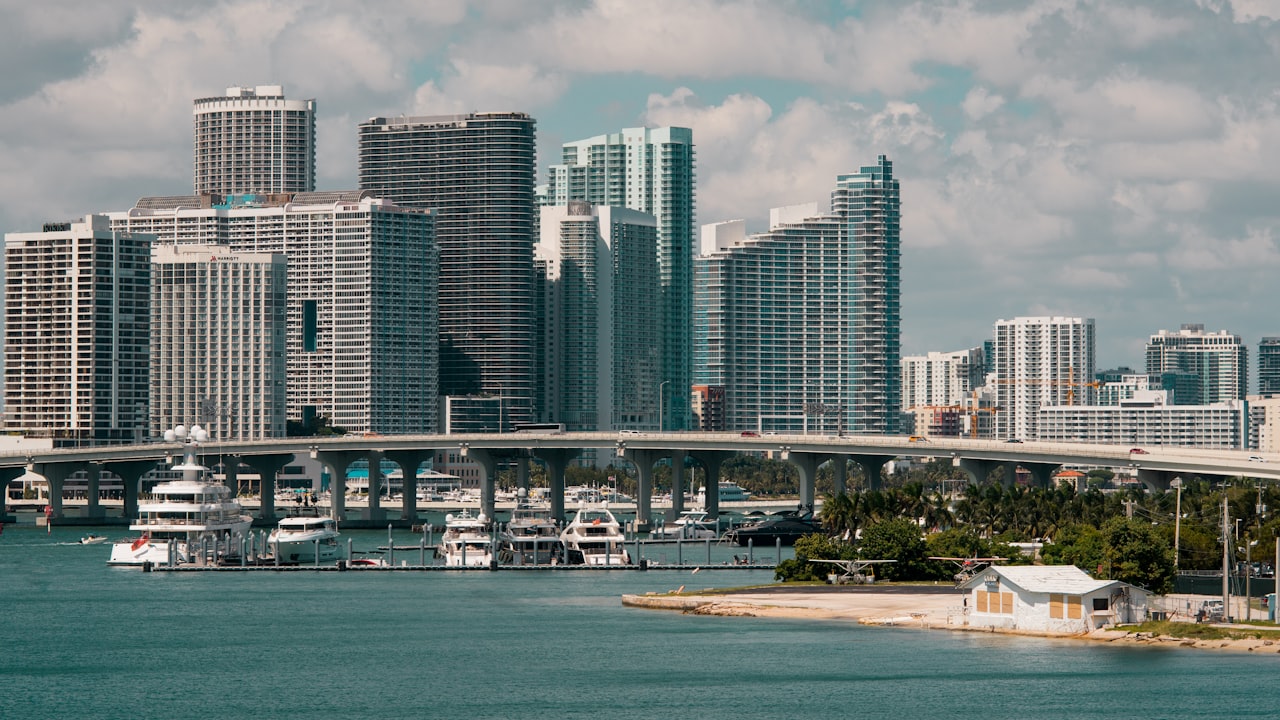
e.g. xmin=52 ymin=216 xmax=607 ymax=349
xmin=659 ymin=380 xmax=670 ymax=433
xmin=1170 ymin=477 xmax=1182 ymax=570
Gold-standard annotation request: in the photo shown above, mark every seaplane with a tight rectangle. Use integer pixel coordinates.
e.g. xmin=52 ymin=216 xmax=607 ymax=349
xmin=928 ymin=555 xmax=1007 ymax=584
xmin=809 ymin=558 xmax=896 ymax=585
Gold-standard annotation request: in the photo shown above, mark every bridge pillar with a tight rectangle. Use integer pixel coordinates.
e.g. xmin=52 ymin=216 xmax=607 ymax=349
xmin=854 ymin=455 xmax=894 ymax=491
xmin=1137 ymin=468 xmax=1174 ymax=492
xmin=671 ymin=451 xmax=688 ymax=517
xmin=463 ymin=448 xmax=499 ymax=522
xmin=100 ymin=459 xmax=158 ymax=523
xmin=1024 ymin=462 xmax=1061 ymax=489
xmin=622 ymin=449 xmax=663 ymax=533
xmin=516 ymin=454 xmax=530 ymax=495
xmin=363 ymin=451 xmax=388 ymax=524
xmin=31 ymin=461 xmax=92 ymax=521
xmin=0 ymin=466 xmax=25 ymax=522
xmin=687 ymin=450 xmax=734 ymax=518
xmin=831 ymin=456 xmax=848 ymax=495
xmin=242 ymin=454 xmax=292 ymax=525
xmin=313 ymin=450 xmax=368 ymax=523
xmin=786 ymin=452 xmax=822 ymax=513
xmin=955 ymin=458 xmax=1002 ymax=486
xmin=221 ymin=458 xmax=240 ymax=497
xmin=384 ymin=450 xmax=433 ymax=522
xmin=533 ymin=448 xmax=580 ymax=525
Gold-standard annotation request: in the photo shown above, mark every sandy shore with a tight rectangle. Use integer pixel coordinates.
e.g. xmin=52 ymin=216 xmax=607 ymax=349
xmin=621 ymin=586 xmax=1280 ymax=653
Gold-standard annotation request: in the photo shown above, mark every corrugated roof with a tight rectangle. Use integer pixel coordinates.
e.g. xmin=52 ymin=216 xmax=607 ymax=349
xmin=965 ymin=565 xmax=1122 ymax=594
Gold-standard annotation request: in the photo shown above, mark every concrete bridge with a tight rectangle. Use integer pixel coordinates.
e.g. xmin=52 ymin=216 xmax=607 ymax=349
xmin=3 ymin=432 xmax=1277 ymax=529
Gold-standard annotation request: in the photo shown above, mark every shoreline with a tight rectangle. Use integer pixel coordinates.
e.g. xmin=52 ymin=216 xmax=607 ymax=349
xmin=621 ymin=587 xmax=1280 ymax=654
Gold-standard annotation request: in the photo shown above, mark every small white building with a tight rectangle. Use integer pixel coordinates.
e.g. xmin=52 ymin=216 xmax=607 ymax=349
xmin=959 ymin=565 xmax=1147 ymax=634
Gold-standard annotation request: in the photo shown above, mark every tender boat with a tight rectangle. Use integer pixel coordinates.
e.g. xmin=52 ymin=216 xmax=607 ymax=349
xmin=108 ymin=425 xmax=253 ymax=566
xmin=560 ymin=503 xmax=630 ymax=566
xmin=436 ymin=510 xmax=494 ymax=567
xmin=269 ymin=516 xmax=341 ymax=564
xmin=79 ymin=534 xmax=108 ymax=545
xmin=650 ymin=510 xmax=719 ymax=540
xmin=499 ymin=500 xmax=562 ymax=565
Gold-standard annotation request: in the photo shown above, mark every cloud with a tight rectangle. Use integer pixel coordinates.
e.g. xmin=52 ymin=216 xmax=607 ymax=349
xmin=410 ymin=61 xmax=569 ymax=115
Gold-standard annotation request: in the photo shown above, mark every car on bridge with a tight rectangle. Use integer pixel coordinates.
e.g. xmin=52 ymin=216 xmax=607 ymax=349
xmin=1250 ymin=455 xmax=1267 ymax=462
xmin=1129 ymin=448 xmax=1149 ymax=454
xmin=740 ymin=430 xmax=760 ymax=437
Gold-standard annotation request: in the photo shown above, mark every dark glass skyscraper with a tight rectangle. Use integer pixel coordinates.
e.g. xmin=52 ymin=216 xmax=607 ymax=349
xmin=1260 ymin=337 xmax=1280 ymax=396
xmin=358 ymin=113 xmax=537 ymax=428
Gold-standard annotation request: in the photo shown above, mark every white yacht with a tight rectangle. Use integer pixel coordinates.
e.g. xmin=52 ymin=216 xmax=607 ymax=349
xmin=269 ymin=516 xmax=341 ymax=564
xmin=650 ymin=510 xmax=719 ymax=540
xmin=436 ymin=510 xmax=494 ymax=567
xmin=696 ymin=480 xmax=753 ymax=504
xmin=109 ymin=425 xmax=252 ymax=566
xmin=499 ymin=500 xmax=561 ymax=565
xmin=560 ymin=503 xmax=630 ymax=566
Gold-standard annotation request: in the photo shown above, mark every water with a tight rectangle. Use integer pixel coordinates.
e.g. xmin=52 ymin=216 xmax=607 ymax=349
xmin=2 ymin=525 xmax=1276 ymax=719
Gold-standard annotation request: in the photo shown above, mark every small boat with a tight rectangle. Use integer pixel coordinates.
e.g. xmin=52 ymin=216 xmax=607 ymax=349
xmin=560 ymin=503 xmax=630 ymax=566
xmin=650 ymin=510 xmax=719 ymax=540
xmin=269 ymin=516 xmax=341 ymax=564
xmin=79 ymin=534 xmax=108 ymax=545
xmin=436 ymin=510 xmax=494 ymax=567
xmin=723 ymin=512 xmax=821 ymax=547
xmin=348 ymin=557 xmax=388 ymax=567
xmin=499 ymin=501 xmax=562 ymax=565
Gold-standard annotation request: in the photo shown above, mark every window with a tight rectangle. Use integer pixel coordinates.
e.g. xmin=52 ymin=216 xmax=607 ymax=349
xmin=976 ymin=590 xmax=1013 ymax=614
xmin=1050 ymin=594 xmax=1083 ymax=619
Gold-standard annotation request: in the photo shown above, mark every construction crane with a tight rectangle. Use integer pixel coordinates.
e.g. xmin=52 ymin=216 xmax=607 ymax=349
xmin=994 ymin=369 xmax=1101 ymax=406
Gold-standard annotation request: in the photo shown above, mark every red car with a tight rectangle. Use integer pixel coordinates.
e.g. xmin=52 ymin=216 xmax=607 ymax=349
xmin=740 ymin=431 xmax=760 ymax=437
xmin=1129 ymin=448 xmax=1149 ymax=454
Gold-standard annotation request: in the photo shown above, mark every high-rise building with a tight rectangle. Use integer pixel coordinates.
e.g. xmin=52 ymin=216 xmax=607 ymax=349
xmin=4 ymin=216 xmax=151 ymax=444
xmin=536 ymin=202 xmax=660 ymax=433
xmin=546 ymin=127 xmax=695 ymax=430
xmin=1038 ymin=395 xmax=1245 ymax=449
xmin=1259 ymin=337 xmax=1280 ymax=396
xmin=992 ymin=316 xmax=1095 ymax=440
xmin=151 ymin=244 xmax=287 ymax=439
xmin=358 ymin=112 xmax=537 ymax=429
xmin=694 ymin=156 xmax=901 ymax=436
xmin=902 ymin=348 xmax=986 ymax=410
xmin=110 ymin=192 xmax=437 ymax=434
xmin=193 ymin=85 xmax=316 ymax=196
xmin=1144 ymin=324 xmax=1247 ymax=404
xmin=834 ymin=156 xmax=902 ymax=434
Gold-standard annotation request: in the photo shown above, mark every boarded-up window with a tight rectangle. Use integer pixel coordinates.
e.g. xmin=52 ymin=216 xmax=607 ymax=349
xmin=1050 ymin=593 xmax=1064 ymax=619
xmin=976 ymin=590 xmax=1013 ymax=614
xmin=1001 ymin=592 xmax=1014 ymax=614
xmin=1067 ymin=596 xmax=1082 ymax=619
xmin=975 ymin=590 xmax=988 ymax=613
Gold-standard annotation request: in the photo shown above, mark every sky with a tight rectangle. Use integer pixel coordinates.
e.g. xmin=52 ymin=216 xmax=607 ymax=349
xmin=2 ymin=0 xmax=1279 ymax=373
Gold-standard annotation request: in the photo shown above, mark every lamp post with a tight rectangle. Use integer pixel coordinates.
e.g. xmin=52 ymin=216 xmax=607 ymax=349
xmin=1171 ymin=477 xmax=1182 ymax=570
xmin=659 ymin=380 xmax=670 ymax=433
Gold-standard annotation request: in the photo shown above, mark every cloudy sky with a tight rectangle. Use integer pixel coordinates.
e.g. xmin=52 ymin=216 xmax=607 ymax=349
xmin=3 ymin=0 xmax=1279 ymax=373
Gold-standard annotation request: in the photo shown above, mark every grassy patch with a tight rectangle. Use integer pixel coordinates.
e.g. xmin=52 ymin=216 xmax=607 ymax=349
xmin=1117 ymin=621 xmax=1272 ymax=641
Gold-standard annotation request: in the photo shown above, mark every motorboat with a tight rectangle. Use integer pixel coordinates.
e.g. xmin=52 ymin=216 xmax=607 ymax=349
xmin=696 ymin=481 xmax=753 ymax=504
xmin=499 ymin=500 xmax=562 ymax=565
xmin=108 ymin=425 xmax=253 ymax=566
xmin=269 ymin=516 xmax=341 ymax=564
xmin=723 ymin=511 xmax=821 ymax=547
xmin=79 ymin=534 xmax=108 ymax=545
xmin=436 ymin=509 xmax=494 ymax=567
xmin=650 ymin=510 xmax=719 ymax=540
xmin=560 ymin=503 xmax=630 ymax=566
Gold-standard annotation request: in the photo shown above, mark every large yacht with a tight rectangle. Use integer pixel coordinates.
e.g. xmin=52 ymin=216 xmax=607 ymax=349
xmin=108 ymin=425 xmax=252 ymax=566
xmin=498 ymin=499 xmax=562 ymax=565
xmin=269 ymin=516 xmax=341 ymax=564
xmin=436 ymin=510 xmax=494 ymax=567
xmin=696 ymin=480 xmax=753 ymax=504
xmin=560 ymin=503 xmax=630 ymax=566
xmin=650 ymin=510 xmax=720 ymax=540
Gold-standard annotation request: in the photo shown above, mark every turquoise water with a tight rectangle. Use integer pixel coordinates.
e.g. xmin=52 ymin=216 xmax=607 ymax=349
xmin=2 ymin=526 xmax=1276 ymax=719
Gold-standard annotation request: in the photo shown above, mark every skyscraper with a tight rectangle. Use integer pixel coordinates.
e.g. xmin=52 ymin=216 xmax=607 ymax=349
xmin=993 ymin=316 xmax=1096 ymax=440
xmin=4 ymin=216 xmax=151 ymax=444
xmin=1145 ymin=324 xmax=1247 ymax=404
xmin=901 ymin=348 xmax=986 ymax=410
xmin=546 ymin=127 xmax=695 ymax=430
xmin=536 ymin=202 xmax=660 ymax=433
xmin=193 ymin=85 xmax=316 ymax=195
xmin=151 ymin=244 xmax=287 ymax=439
xmin=358 ymin=112 xmax=536 ymax=429
xmin=111 ymin=192 xmax=437 ymax=435
xmin=1259 ymin=337 xmax=1280 ymax=396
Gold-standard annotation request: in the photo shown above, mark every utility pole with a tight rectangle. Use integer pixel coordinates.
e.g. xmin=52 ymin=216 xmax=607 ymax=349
xmin=1223 ymin=492 xmax=1231 ymax=622
xmin=1171 ymin=478 xmax=1182 ymax=571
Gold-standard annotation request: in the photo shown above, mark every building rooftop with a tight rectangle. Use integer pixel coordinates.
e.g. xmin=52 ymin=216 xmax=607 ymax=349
xmin=970 ymin=565 xmax=1121 ymax=595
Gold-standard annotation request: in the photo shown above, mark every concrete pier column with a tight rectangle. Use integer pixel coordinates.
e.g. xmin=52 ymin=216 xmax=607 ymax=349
xmin=671 ymin=451 xmax=688 ymax=516
xmin=222 ymin=458 xmax=240 ymax=497
xmin=384 ymin=450 xmax=433 ymax=522
xmin=786 ymin=453 xmax=821 ymax=512
xmin=1001 ymin=462 xmax=1021 ymax=488
xmin=955 ymin=458 xmax=1002 ymax=486
xmin=464 ymin=449 xmax=499 ymax=522
xmin=854 ymin=455 xmax=894 ymax=491
xmin=831 ymin=456 xmax=848 ymax=496
xmin=312 ymin=450 xmax=367 ymax=523
xmin=364 ymin=451 xmax=387 ymax=524
xmin=32 ymin=462 xmax=91 ymax=521
xmin=0 ymin=466 xmax=26 ymax=522
xmin=100 ymin=460 xmax=157 ymax=522
xmin=83 ymin=464 xmax=105 ymax=520
xmin=687 ymin=450 xmax=733 ymax=518
xmin=516 ymin=455 xmax=530 ymax=495
xmin=533 ymin=448 xmax=581 ymax=525
xmin=623 ymin=449 xmax=662 ymax=533
xmin=1137 ymin=468 xmax=1175 ymax=492
xmin=1024 ymin=462 xmax=1060 ymax=489
xmin=242 ymin=454 xmax=292 ymax=525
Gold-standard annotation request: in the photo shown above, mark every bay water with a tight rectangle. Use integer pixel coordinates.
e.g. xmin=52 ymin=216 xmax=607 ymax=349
xmin=2 ymin=525 xmax=1275 ymax=719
